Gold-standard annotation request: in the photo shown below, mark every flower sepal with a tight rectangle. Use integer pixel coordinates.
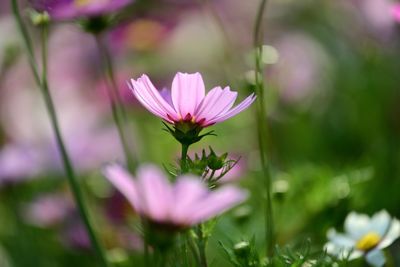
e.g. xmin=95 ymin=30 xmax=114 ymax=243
xmin=78 ymin=16 xmax=111 ymax=34
xmin=185 ymin=147 xmax=240 ymax=186
xmin=206 ymin=147 xmax=228 ymax=171
xmin=162 ymin=121 xmax=215 ymax=146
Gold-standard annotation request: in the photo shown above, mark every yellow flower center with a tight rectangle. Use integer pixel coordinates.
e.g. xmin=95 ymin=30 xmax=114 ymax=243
xmin=355 ymin=232 xmax=381 ymax=251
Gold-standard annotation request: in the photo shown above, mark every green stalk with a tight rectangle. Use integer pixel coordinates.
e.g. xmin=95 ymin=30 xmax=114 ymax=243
xmin=195 ymin=225 xmax=208 ymax=267
xmin=179 ymin=143 xmax=208 ymax=267
xmin=10 ymin=1 xmax=109 ymax=266
xmin=180 ymin=143 xmax=189 ymax=174
xmin=94 ymin=34 xmax=137 ymax=171
xmin=253 ymin=0 xmax=274 ymax=256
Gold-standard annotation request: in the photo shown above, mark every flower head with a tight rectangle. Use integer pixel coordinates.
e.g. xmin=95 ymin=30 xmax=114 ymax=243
xmin=30 ymin=0 xmax=132 ymax=20
xmin=325 ymin=210 xmax=400 ymax=267
xmin=103 ymin=164 xmax=247 ymax=228
xmin=128 ymin=72 xmax=256 ymax=128
xmin=392 ymin=3 xmax=400 ymax=23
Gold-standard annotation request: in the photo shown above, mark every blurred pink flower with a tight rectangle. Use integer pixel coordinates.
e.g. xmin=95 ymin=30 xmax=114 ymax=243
xmin=62 ymin=221 xmax=91 ymax=249
xmin=270 ymin=33 xmax=332 ymax=104
xmin=23 ymin=194 xmax=73 ymax=227
xmin=129 ymin=72 xmax=256 ymax=127
xmin=103 ymin=164 xmax=247 ymax=228
xmin=216 ymin=157 xmax=246 ymax=183
xmin=0 ymin=26 xmax=124 ymax=180
xmin=30 ymin=0 xmax=133 ymax=20
xmin=349 ymin=0 xmax=398 ymax=34
xmin=110 ymin=19 xmax=170 ymax=53
xmin=0 ymin=145 xmax=45 ymax=185
xmin=392 ymin=4 xmax=400 ymax=22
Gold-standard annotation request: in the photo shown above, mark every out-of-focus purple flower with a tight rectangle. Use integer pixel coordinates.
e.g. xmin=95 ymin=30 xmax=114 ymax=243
xmin=216 ymin=156 xmax=246 ymax=183
xmin=270 ymin=33 xmax=332 ymax=104
xmin=129 ymin=72 xmax=256 ymax=127
xmin=23 ymin=194 xmax=73 ymax=227
xmin=392 ymin=4 xmax=400 ymax=23
xmin=30 ymin=0 xmax=133 ymax=20
xmin=62 ymin=220 xmax=91 ymax=249
xmin=103 ymin=164 xmax=247 ymax=228
xmin=0 ymin=26 xmax=124 ymax=180
xmin=0 ymin=145 xmax=45 ymax=185
xmin=348 ymin=0 xmax=398 ymax=34
xmin=110 ymin=19 xmax=170 ymax=53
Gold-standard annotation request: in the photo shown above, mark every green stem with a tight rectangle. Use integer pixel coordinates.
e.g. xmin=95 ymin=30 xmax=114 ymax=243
xmin=253 ymin=0 xmax=274 ymax=256
xmin=10 ymin=1 xmax=109 ymax=266
xmin=94 ymin=34 xmax=136 ymax=171
xmin=180 ymin=143 xmax=189 ymax=174
xmin=143 ymin=233 xmax=150 ymax=267
xmin=196 ymin=225 xmax=208 ymax=267
xmin=10 ymin=0 xmax=40 ymax=85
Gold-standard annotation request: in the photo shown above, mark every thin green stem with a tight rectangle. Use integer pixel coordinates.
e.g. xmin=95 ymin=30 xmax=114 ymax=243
xmin=196 ymin=225 xmax=208 ymax=267
xmin=143 ymin=232 xmax=150 ymax=267
xmin=253 ymin=0 xmax=274 ymax=256
xmin=187 ymin=233 xmax=201 ymax=266
xmin=180 ymin=143 xmax=189 ymax=174
xmin=180 ymin=233 xmax=190 ymax=267
xmin=95 ymin=34 xmax=136 ymax=171
xmin=10 ymin=1 xmax=109 ymax=266
xmin=10 ymin=0 xmax=40 ymax=85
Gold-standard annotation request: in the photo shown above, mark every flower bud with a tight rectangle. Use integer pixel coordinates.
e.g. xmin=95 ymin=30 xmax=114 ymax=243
xmin=233 ymin=241 xmax=251 ymax=258
xmin=207 ymin=148 xmax=227 ymax=171
xmin=30 ymin=11 xmax=50 ymax=26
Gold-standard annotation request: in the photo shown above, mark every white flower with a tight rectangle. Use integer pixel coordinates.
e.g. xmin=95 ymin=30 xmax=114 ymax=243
xmin=325 ymin=210 xmax=400 ymax=267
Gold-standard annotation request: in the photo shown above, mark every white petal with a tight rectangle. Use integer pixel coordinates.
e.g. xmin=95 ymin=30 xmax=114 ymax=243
xmin=366 ymin=249 xmax=385 ymax=267
xmin=327 ymin=228 xmax=356 ymax=248
xmin=370 ymin=210 xmax=392 ymax=237
xmin=378 ymin=218 xmax=400 ymax=249
xmin=344 ymin=212 xmax=372 ymax=240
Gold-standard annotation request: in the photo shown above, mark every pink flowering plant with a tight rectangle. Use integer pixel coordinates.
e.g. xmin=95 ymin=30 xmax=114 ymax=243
xmin=101 ymin=71 xmax=255 ymax=263
xmin=30 ymin=0 xmax=132 ymax=20
xmin=4 ymin=0 xmax=400 ymax=266
xmin=129 ymin=72 xmax=256 ymax=146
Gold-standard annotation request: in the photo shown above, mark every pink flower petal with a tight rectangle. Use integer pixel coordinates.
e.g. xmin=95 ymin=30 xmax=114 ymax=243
xmin=129 ymin=79 xmax=169 ymax=121
xmin=392 ymin=4 xmax=400 ymax=22
xmin=194 ymin=86 xmax=225 ymax=120
xmin=103 ymin=164 xmax=142 ymax=212
xmin=129 ymin=75 xmax=179 ymax=121
xmin=187 ymin=186 xmax=247 ymax=224
xmin=207 ymin=93 xmax=256 ymax=125
xmin=170 ymin=176 xmax=208 ymax=224
xmin=197 ymin=87 xmax=238 ymax=122
xmin=171 ymin=72 xmax=205 ymax=119
xmin=136 ymin=164 xmax=173 ymax=222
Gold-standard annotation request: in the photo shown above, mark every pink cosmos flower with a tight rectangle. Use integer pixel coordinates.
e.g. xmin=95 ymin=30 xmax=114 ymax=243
xmin=103 ymin=164 xmax=247 ymax=228
xmin=30 ymin=0 xmax=133 ymax=20
xmin=392 ymin=4 xmax=400 ymax=22
xmin=23 ymin=194 xmax=73 ymax=227
xmin=128 ymin=72 xmax=256 ymax=127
